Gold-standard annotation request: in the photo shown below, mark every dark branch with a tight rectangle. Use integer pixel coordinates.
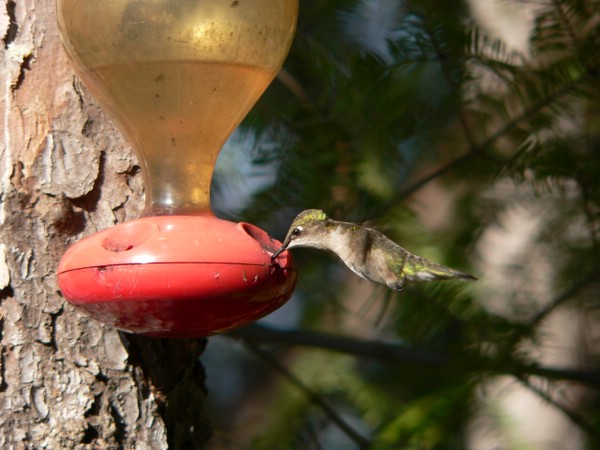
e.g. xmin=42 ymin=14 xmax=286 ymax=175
xmin=228 ymin=323 xmax=446 ymax=367
xmin=519 ymin=364 xmax=600 ymax=389
xmin=227 ymin=323 xmax=600 ymax=389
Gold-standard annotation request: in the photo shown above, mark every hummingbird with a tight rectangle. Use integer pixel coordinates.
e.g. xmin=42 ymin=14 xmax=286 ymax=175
xmin=271 ymin=209 xmax=477 ymax=291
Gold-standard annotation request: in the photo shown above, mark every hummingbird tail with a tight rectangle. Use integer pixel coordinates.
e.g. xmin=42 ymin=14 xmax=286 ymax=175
xmin=403 ymin=254 xmax=477 ymax=283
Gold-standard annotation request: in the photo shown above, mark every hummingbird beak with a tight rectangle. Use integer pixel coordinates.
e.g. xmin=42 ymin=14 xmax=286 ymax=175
xmin=271 ymin=241 xmax=289 ymax=260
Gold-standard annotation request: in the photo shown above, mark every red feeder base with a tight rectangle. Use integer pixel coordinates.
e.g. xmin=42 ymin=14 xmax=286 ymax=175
xmin=57 ymin=214 xmax=297 ymax=337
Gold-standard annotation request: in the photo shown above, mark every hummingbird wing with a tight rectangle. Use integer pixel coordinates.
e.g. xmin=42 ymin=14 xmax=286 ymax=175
xmin=399 ymin=252 xmax=477 ymax=283
xmin=368 ymin=232 xmax=477 ymax=290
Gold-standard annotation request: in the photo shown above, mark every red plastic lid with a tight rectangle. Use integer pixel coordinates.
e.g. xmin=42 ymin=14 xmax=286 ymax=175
xmin=58 ymin=215 xmax=297 ymax=337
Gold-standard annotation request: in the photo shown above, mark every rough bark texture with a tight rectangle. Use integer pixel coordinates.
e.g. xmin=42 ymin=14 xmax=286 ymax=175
xmin=0 ymin=1 xmax=210 ymax=448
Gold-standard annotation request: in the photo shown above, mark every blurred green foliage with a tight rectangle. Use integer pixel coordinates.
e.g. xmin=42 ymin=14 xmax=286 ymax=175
xmin=213 ymin=0 xmax=600 ymax=448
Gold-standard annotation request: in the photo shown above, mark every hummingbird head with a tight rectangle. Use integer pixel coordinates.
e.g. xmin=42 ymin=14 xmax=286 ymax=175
xmin=271 ymin=209 xmax=330 ymax=259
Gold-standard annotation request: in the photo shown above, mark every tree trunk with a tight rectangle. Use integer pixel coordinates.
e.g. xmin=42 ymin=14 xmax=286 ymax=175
xmin=0 ymin=1 xmax=210 ymax=448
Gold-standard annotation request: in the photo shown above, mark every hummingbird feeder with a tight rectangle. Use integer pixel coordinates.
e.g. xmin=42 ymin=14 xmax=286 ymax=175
xmin=56 ymin=0 xmax=298 ymax=337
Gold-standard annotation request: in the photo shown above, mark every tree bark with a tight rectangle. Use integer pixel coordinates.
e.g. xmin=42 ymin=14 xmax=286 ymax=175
xmin=0 ymin=1 xmax=210 ymax=448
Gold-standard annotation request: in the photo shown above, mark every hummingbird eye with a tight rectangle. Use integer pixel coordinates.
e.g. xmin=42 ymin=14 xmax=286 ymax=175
xmin=291 ymin=226 xmax=302 ymax=237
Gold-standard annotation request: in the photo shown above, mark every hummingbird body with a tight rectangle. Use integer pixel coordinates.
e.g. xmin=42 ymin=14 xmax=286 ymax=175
xmin=272 ymin=209 xmax=476 ymax=291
